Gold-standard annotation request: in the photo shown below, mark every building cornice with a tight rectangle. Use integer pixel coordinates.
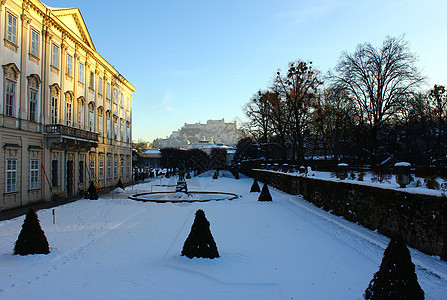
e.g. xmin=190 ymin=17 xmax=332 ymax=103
xmin=23 ymin=0 xmax=135 ymax=92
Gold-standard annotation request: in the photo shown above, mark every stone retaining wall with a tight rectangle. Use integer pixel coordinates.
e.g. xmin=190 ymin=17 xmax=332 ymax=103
xmin=246 ymin=169 xmax=447 ymax=260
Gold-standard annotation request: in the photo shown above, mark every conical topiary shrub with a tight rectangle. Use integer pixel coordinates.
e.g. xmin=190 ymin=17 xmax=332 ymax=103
xmin=186 ymin=172 xmax=191 ymax=179
xmin=212 ymin=170 xmax=219 ymax=179
xmin=182 ymin=209 xmax=219 ymax=259
xmin=258 ymin=183 xmax=272 ymax=201
xmin=364 ymin=237 xmax=424 ymax=299
xmin=84 ymin=181 xmax=99 ymax=200
xmin=14 ymin=208 xmax=50 ymax=255
xmin=117 ymin=178 xmax=125 ymax=190
xmin=250 ymin=179 xmax=260 ymax=192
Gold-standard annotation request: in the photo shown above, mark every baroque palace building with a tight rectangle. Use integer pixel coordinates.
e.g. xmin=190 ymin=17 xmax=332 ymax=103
xmin=0 ymin=0 xmax=135 ymax=210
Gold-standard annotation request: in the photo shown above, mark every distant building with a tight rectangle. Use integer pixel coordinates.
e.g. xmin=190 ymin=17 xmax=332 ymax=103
xmin=0 ymin=0 xmax=135 ymax=210
xmin=153 ymin=118 xmax=242 ymax=149
xmin=139 ymin=149 xmax=162 ymax=168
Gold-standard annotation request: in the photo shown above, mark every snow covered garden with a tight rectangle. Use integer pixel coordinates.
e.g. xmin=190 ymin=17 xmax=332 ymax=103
xmin=1 ymin=173 xmax=446 ymax=299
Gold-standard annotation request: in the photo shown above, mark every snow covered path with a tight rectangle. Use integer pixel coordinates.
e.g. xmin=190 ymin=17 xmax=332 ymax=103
xmin=1 ymin=176 xmax=446 ymax=299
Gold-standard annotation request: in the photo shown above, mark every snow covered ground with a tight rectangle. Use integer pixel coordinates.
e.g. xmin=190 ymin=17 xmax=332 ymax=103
xmin=1 ymin=174 xmax=446 ymax=299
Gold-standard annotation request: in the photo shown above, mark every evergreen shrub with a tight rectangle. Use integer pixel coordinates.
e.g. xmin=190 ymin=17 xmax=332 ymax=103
xmin=182 ymin=209 xmax=219 ymax=259
xmin=250 ymin=179 xmax=260 ymax=192
xmin=258 ymin=183 xmax=272 ymax=201
xmin=85 ymin=181 xmax=99 ymax=200
xmin=424 ymin=176 xmax=440 ymax=190
xmin=358 ymin=172 xmax=365 ymax=181
xmin=117 ymin=178 xmax=125 ymax=190
xmin=14 ymin=208 xmax=50 ymax=255
xmin=364 ymin=237 xmax=424 ymax=299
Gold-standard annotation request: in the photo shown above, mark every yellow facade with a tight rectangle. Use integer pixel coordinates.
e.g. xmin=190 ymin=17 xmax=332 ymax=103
xmin=0 ymin=0 xmax=135 ymax=210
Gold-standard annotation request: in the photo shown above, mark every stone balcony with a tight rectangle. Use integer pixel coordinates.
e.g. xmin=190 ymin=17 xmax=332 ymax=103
xmin=44 ymin=124 xmax=99 ymax=150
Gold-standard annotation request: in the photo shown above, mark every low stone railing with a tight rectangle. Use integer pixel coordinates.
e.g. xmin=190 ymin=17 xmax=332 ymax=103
xmin=44 ymin=124 xmax=99 ymax=142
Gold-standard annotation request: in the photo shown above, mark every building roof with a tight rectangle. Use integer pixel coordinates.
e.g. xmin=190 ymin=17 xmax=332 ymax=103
xmin=142 ymin=149 xmax=162 ymax=158
xmin=43 ymin=5 xmax=95 ymax=51
xmin=39 ymin=1 xmax=135 ymax=92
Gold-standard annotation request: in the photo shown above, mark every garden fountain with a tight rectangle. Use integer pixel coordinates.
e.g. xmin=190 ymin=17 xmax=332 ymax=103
xmin=129 ymin=178 xmax=239 ymax=203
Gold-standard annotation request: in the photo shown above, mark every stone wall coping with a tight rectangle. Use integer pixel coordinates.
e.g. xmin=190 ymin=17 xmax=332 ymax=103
xmin=254 ymin=169 xmax=446 ymax=198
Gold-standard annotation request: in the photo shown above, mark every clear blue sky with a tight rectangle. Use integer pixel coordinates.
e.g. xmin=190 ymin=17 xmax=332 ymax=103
xmin=44 ymin=0 xmax=447 ymax=143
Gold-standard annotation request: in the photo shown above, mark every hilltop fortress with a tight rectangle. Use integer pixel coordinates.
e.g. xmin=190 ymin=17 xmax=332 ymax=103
xmin=153 ymin=119 xmax=243 ymax=148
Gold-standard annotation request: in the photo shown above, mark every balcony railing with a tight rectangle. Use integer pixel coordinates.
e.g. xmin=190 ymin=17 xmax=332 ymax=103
xmin=44 ymin=124 xmax=99 ymax=142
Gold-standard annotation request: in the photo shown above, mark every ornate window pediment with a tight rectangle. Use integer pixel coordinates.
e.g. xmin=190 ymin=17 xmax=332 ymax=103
xmin=49 ymin=83 xmax=60 ymax=97
xmin=65 ymin=91 xmax=74 ymax=101
xmin=3 ymin=63 xmax=20 ymax=81
xmin=88 ymin=101 xmax=95 ymax=112
xmin=27 ymin=74 xmax=41 ymax=89
xmin=77 ymin=96 xmax=85 ymax=106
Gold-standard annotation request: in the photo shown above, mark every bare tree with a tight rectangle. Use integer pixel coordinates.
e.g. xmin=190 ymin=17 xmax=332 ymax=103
xmin=331 ymin=36 xmax=424 ymax=166
xmin=272 ymin=60 xmax=321 ymax=163
xmin=263 ymin=91 xmax=290 ymax=160
xmin=243 ymin=90 xmax=289 ymax=160
xmin=428 ymin=85 xmax=447 ymax=160
xmin=242 ymin=90 xmax=271 ymax=145
xmin=312 ymin=86 xmax=354 ymax=161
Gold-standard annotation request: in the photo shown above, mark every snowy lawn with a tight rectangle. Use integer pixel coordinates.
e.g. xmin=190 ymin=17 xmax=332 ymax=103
xmin=1 ymin=174 xmax=446 ymax=299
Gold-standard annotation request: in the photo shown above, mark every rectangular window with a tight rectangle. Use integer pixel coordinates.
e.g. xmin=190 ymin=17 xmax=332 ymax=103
xmin=106 ymin=83 xmax=111 ymax=99
xmin=51 ymin=160 xmax=58 ymax=187
xmin=29 ymin=89 xmax=37 ymax=122
xmin=66 ymin=54 xmax=73 ymax=76
xmin=66 ymin=102 xmax=72 ymax=126
xmin=89 ymin=159 xmax=95 ymax=180
xmin=79 ymin=160 xmax=84 ymax=183
xmin=79 ymin=63 xmax=84 ymax=83
xmin=99 ymin=158 xmax=104 ymax=180
xmin=98 ymin=78 xmax=103 ymax=95
xmin=31 ymin=30 xmax=39 ymax=57
xmin=114 ymin=158 xmax=118 ymax=178
xmin=89 ymin=110 xmax=94 ymax=132
xmin=6 ymin=159 xmax=17 ymax=193
xmin=106 ymin=117 xmax=111 ymax=138
xmin=7 ymin=12 xmax=17 ymax=44
xmin=30 ymin=159 xmax=39 ymax=189
xmin=98 ymin=114 xmax=103 ymax=135
xmin=51 ymin=96 xmax=58 ymax=124
xmin=78 ymin=106 xmax=84 ymax=129
xmin=126 ymin=124 xmax=131 ymax=143
xmin=52 ymin=44 xmax=59 ymax=68
xmin=114 ymin=119 xmax=118 ymax=140
xmin=120 ymin=158 xmax=124 ymax=177
xmin=113 ymin=89 xmax=119 ymax=104
xmin=107 ymin=158 xmax=111 ymax=179
xmin=5 ymin=79 xmax=15 ymax=117
xmin=126 ymin=158 xmax=130 ymax=176
xmin=89 ymin=71 xmax=94 ymax=89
